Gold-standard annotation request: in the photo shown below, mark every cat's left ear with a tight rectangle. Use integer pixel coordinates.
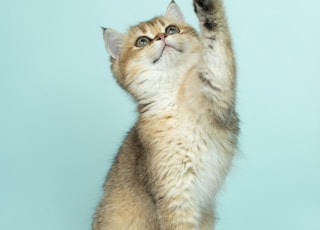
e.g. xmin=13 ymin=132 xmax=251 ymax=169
xmin=102 ymin=28 xmax=124 ymax=60
xmin=165 ymin=1 xmax=186 ymax=23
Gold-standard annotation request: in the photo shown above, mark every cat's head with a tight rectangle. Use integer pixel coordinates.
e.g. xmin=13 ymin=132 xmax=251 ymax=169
xmin=103 ymin=1 xmax=201 ymax=102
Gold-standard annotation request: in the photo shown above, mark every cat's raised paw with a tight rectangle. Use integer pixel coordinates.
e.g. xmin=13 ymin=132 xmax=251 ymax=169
xmin=193 ymin=0 xmax=214 ymax=13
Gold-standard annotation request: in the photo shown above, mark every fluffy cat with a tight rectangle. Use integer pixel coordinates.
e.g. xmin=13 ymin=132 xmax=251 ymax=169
xmin=93 ymin=0 xmax=239 ymax=229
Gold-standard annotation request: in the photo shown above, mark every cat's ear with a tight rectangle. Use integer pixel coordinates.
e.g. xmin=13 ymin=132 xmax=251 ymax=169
xmin=102 ymin=28 xmax=124 ymax=59
xmin=165 ymin=1 xmax=186 ymax=23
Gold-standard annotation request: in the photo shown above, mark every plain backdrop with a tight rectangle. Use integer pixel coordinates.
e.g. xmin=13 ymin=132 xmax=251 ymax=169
xmin=1 ymin=0 xmax=319 ymax=229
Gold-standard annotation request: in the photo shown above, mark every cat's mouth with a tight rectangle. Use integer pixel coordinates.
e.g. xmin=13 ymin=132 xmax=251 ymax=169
xmin=153 ymin=45 xmax=183 ymax=64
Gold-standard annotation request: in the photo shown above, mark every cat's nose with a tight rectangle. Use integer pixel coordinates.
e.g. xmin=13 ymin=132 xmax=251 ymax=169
xmin=154 ymin=33 xmax=167 ymax=41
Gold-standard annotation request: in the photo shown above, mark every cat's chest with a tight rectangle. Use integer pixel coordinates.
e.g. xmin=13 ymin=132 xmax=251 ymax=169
xmin=169 ymin=118 xmax=232 ymax=206
xmin=178 ymin=120 xmax=232 ymax=200
xmin=140 ymin=113 xmax=233 ymax=203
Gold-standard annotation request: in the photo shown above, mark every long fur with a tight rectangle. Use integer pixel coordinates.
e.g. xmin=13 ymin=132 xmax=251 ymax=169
xmin=94 ymin=1 xmax=239 ymax=229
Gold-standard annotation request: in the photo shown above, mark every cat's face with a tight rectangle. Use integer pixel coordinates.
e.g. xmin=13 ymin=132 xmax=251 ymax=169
xmin=104 ymin=2 xmax=202 ymax=102
xmin=123 ymin=18 xmax=199 ymax=70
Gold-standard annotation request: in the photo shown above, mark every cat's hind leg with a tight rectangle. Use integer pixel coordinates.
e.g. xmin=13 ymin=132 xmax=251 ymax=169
xmin=93 ymin=189 xmax=159 ymax=230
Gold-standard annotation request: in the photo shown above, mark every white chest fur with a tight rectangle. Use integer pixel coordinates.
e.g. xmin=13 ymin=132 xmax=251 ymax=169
xmin=179 ymin=118 xmax=233 ymax=208
xmin=140 ymin=111 xmax=234 ymax=211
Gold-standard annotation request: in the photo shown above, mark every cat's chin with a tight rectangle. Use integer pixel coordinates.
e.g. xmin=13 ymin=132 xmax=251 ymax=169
xmin=153 ymin=45 xmax=183 ymax=64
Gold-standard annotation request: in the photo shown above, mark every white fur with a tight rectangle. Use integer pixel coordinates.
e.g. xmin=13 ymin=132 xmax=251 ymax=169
xmin=165 ymin=1 xmax=186 ymax=23
xmin=103 ymin=29 xmax=124 ymax=59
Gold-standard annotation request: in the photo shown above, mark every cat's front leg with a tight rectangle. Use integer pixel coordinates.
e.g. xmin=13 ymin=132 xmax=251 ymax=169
xmin=193 ymin=0 xmax=237 ymax=129
xmin=157 ymin=198 xmax=200 ymax=230
xmin=193 ymin=0 xmax=225 ymax=32
xmin=193 ymin=0 xmax=234 ymax=90
xmin=151 ymin=174 xmax=201 ymax=230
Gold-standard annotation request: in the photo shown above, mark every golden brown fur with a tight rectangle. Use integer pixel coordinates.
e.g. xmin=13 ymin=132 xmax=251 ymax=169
xmin=94 ymin=0 xmax=238 ymax=229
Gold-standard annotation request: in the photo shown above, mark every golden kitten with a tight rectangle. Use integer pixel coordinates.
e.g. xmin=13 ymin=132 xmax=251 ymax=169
xmin=93 ymin=0 xmax=239 ymax=229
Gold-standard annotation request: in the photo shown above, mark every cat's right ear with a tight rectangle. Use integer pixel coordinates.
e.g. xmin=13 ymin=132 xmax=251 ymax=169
xmin=165 ymin=1 xmax=186 ymax=23
xmin=102 ymin=28 xmax=124 ymax=60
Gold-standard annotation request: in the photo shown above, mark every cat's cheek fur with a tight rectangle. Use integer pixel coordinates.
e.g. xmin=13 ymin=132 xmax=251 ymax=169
xmin=124 ymin=53 xmax=201 ymax=106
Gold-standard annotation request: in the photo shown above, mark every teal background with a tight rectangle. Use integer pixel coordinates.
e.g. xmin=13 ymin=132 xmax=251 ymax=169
xmin=1 ymin=0 xmax=319 ymax=229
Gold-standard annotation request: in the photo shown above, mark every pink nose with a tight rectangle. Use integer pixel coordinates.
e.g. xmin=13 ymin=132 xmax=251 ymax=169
xmin=154 ymin=33 xmax=167 ymax=41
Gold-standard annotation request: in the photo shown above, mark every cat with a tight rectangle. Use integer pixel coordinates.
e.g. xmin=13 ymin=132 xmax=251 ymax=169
xmin=93 ymin=0 xmax=239 ymax=229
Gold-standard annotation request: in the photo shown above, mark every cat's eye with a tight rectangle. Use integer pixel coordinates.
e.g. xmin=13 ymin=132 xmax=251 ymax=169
xmin=135 ymin=36 xmax=151 ymax=47
xmin=165 ymin=25 xmax=180 ymax=35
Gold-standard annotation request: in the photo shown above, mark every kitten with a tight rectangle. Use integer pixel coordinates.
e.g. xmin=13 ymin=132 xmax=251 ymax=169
xmin=93 ymin=0 xmax=239 ymax=229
